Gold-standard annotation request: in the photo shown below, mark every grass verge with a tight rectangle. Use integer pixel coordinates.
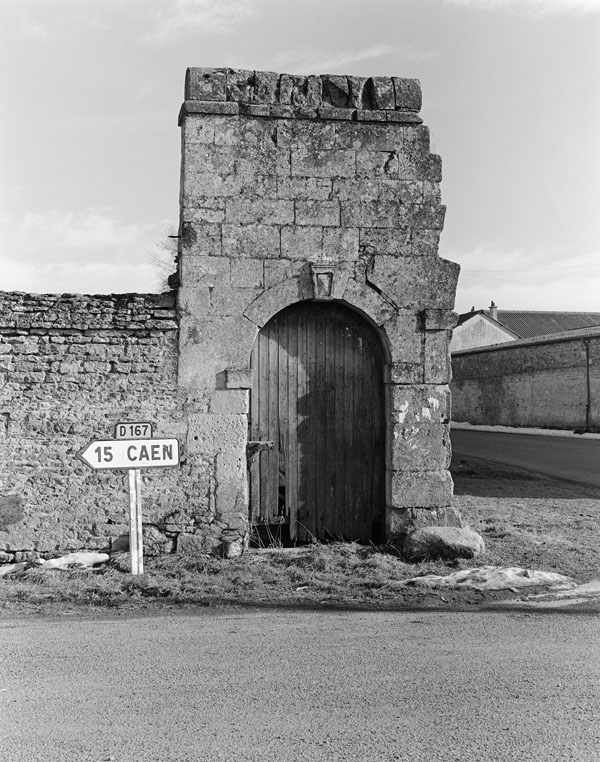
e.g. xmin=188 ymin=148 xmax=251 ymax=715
xmin=1 ymin=455 xmax=599 ymax=615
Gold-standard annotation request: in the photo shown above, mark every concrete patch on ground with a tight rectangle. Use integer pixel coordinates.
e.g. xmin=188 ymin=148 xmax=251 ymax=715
xmin=495 ymin=579 xmax=600 ymax=608
xmin=400 ymin=566 xmax=576 ymax=591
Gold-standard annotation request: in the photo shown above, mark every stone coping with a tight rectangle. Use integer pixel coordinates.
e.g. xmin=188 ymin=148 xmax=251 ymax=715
xmin=0 ymin=291 xmax=177 ymax=332
xmin=180 ymin=68 xmax=423 ymax=124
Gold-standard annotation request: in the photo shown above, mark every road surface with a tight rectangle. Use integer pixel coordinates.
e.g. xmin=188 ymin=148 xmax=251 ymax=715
xmin=451 ymin=428 xmax=600 ymax=486
xmin=2 ymin=607 xmax=599 ymax=762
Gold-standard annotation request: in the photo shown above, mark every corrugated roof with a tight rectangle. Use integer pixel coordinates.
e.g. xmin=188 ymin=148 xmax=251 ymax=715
xmin=457 ymin=309 xmax=600 ymax=339
xmin=495 ymin=311 xmax=600 ymax=338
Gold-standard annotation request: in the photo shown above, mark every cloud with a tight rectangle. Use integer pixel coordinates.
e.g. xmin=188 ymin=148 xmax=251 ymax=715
xmin=142 ymin=0 xmax=257 ymax=44
xmin=448 ymin=244 xmax=600 ymax=312
xmin=0 ymin=209 xmax=174 ymax=294
xmin=443 ymin=0 xmax=600 ymax=15
xmin=271 ymin=44 xmax=436 ymax=75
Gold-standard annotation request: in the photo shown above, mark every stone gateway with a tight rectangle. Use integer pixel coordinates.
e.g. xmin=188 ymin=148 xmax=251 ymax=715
xmin=0 ymin=68 xmax=460 ymax=562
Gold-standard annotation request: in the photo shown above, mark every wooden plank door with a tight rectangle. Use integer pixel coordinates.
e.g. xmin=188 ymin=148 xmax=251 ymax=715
xmin=249 ymin=301 xmax=385 ymax=543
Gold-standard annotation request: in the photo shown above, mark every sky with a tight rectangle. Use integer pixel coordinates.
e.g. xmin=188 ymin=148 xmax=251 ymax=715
xmin=1 ymin=0 xmax=599 ymax=314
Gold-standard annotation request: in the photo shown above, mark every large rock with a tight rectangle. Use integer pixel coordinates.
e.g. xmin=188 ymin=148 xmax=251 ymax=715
xmin=403 ymin=526 xmax=485 ymax=561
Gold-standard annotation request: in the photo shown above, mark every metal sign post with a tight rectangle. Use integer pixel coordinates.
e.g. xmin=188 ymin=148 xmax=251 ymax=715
xmin=77 ymin=425 xmax=180 ymax=576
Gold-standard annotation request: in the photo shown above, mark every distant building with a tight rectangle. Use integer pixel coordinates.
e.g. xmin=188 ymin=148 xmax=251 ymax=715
xmin=451 ymin=301 xmax=600 ymax=352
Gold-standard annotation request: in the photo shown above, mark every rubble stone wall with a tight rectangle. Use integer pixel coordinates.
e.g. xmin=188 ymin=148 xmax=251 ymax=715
xmin=452 ymin=332 xmax=600 ymax=430
xmin=0 ymin=292 xmax=239 ymax=563
xmin=178 ymin=68 xmax=460 ymax=539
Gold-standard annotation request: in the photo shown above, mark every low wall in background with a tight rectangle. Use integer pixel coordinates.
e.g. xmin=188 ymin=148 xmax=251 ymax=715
xmin=451 ymin=331 xmax=600 ymax=431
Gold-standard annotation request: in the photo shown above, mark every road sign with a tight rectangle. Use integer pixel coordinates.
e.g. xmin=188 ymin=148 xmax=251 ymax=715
xmin=115 ymin=422 xmax=153 ymax=439
xmin=77 ymin=434 xmax=180 ymax=576
xmin=77 ymin=438 xmax=180 ymax=470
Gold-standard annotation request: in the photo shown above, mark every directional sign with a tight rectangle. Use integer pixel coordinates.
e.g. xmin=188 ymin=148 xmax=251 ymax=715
xmin=77 ymin=438 xmax=180 ymax=470
xmin=115 ymin=422 xmax=153 ymax=440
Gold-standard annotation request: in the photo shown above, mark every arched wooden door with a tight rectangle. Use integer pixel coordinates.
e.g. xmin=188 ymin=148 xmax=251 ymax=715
xmin=249 ymin=301 xmax=385 ymax=543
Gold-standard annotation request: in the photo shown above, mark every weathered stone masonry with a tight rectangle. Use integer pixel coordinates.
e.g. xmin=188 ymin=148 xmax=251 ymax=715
xmin=177 ymin=68 xmax=460 ymax=541
xmin=0 ymin=68 xmax=460 ymax=561
xmin=0 ymin=292 xmax=239 ymax=562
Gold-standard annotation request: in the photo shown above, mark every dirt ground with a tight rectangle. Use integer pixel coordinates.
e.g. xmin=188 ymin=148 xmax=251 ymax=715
xmin=451 ymin=454 xmax=600 ymax=581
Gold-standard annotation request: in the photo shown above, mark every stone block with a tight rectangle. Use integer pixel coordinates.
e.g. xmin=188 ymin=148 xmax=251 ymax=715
xmin=270 ymin=105 xmax=294 ymax=119
xmin=225 ymin=199 xmax=293 ymax=226
xmin=411 ymin=228 xmax=442 ymax=257
xmin=255 ymin=70 xmax=279 ymax=103
xmin=423 ymin=309 xmax=458 ymax=331
xmin=291 ymin=147 xmax=355 ymax=179
xmin=370 ymin=77 xmax=395 ymax=110
xmin=355 ymin=151 xmax=399 ymax=179
xmin=226 ymin=68 xmax=254 ymax=101
xmin=178 ymin=316 xmax=258 ymax=389
xmin=281 ymin=226 xmax=323 ymax=260
xmin=322 ymin=75 xmax=350 ymax=107
xmin=390 ymin=384 xmax=451 ymax=424
xmin=322 ymin=228 xmax=359 ymax=262
xmin=277 ymin=176 xmax=332 ymax=200
xmin=317 ymin=106 xmax=355 ymax=121
xmin=264 ymin=259 xmax=293 ymax=287
xmin=386 ymin=111 xmax=423 ymax=124
xmin=391 ymin=422 xmax=451 ymax=470
xmin=348 ymin=76 xmax=369 ymax=108
xmin=356 ymin=110 xmax=387 ymax=123
xmin=279 ymin=75 xmax=322 ymax=109
xmin=295 ymin=200 xmax=340 ymax=227
xmin=215 ymin=451 xmax=248 ymax=517
xmin=381 ymin=312 xmax=422 ymax=363
xmin=185 ymin=68 xmax=226 ymax=101
xmin=391 ymin=469 xmax=453 ymax=508
xmin=359 ymin=228 xmax=411 ymax=257
xmin=387 ymin=506 xmax=462 ymax=537
xmin=182 ymin=101 xmax=239 ymax=116
xmin=413 ymin=203 xmax=446 ymax=232
xmin=187 ymin=413 xmax=247 ymax=454
xmin=0 ymin=494 xmax=24 ymax=531
xmin=180 ymin=285 xmax=261 ymax=319
xmin=424 ymin=154 xmax=442 ymax=182
xmin=348 ymin=124 xmax=401 ymax=152
xmin=209 ymin=390 xmax=249 ymax=415
xmin=240 ymin=103 xmax=270 ymax=117
xmin=342 ymin=201 xmax=409 ymax=229
xmin=244 ymin=277 xmax=313 ymax=328
xmin=177 ymin=532 xmax=219 ymax=554
xmin=369 ymin=255 xmax=460 ymax=310
xmin=424 ymin=331 xmax=452 ymax=384
xmin=222 ymin=224 xmax=281 ymax=259
xmin=341 ymin=278 xmax=396 ymax=327
xmin=230 ymin=259 xmax=264 ymax=289
xmin=392 ymin=78 xmax=422 ymax=112
xmin=182 ymin=119 xmax=215 ymax=145
xmin=180 ymin=257 xmax=230 ymax=288
xmin=388 ymin=362 xmax=423 ymax=384
xmin=222 ymin=367 xmax=252 ymax=389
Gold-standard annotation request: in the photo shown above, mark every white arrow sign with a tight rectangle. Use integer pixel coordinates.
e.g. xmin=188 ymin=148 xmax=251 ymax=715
xmin=77 ymin=438 xmax=180 ymax=470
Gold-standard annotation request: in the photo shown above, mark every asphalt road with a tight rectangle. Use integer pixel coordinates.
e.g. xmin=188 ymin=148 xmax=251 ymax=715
xmin=451 ymin=429 xmax=600 ymax=486
xmin=2 ymin=607 xmax=599 ymax=762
